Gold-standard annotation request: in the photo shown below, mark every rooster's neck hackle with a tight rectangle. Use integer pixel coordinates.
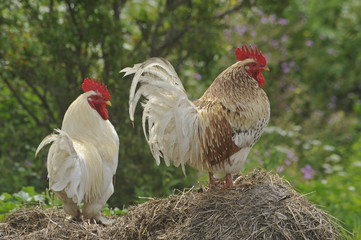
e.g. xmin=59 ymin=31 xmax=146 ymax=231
xmin=200 ymin=59 xmax=260 ymax=103
xmin=61 ymin=92 xmax=113 ymax=144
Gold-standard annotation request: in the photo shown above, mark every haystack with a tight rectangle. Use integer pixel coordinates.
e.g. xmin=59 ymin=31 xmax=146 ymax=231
xmin=0 ymin=169 xmax=340 ymax=239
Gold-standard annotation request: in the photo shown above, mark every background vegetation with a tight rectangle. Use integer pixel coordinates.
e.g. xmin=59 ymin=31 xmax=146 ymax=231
xmin=1 ymin=0 xmax=360 ymax=238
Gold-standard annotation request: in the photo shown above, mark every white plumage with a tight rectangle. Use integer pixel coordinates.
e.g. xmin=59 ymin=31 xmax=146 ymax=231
xmin=122 ymin=58 xmax=200 ymax=174
xmin=36 ymin=82 xmax=119 ymax=223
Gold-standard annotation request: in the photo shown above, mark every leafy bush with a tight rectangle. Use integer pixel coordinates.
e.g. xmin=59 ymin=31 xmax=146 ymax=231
xmin=0 ymin=187 xmax=60 ymax=220
xmin=0 ymin=186 xmax=127 ymax=221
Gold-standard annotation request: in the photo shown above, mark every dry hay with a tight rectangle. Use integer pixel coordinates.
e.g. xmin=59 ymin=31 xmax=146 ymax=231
xmin=0 ymin=169 xmax=341 ymax=240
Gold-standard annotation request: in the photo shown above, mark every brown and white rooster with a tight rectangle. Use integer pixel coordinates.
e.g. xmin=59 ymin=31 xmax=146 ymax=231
xmin=36 ymin=78 xmax=119 ymax=224
xmin=121 ymin=45 xmax=270 ymax=188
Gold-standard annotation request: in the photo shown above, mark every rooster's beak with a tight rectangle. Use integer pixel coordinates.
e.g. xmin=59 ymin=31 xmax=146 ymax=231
xmin=263 ymin=66 xmax=270 ymax=71
xmin=105 ymin=100 xmax=112 ymax=106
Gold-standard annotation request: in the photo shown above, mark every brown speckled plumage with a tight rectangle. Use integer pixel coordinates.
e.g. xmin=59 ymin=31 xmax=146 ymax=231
xmin=194 ymin=60 xmax=270 ymax=171
xmin=194 ymin=61 xmax=270 ymax=171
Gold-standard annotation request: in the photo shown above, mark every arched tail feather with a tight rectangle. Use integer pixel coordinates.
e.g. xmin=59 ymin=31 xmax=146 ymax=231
xmin=121 ymin=58 xmax=200 ymax=174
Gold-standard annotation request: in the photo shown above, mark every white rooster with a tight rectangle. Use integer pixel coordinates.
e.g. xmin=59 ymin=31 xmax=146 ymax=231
xmin=36 ymin=78 xmax=119 ymax=224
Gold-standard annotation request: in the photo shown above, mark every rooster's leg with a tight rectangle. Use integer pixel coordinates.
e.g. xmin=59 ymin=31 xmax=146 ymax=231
xmin=222 ymin=173 xmax=235 ymax=189
xmin=76 ymin=209 xmax=82 ymax=220
xmin=89 ymin=218 xmax=97 ymax=224
xmin=208 ymin=172 xmax=215 ymax=187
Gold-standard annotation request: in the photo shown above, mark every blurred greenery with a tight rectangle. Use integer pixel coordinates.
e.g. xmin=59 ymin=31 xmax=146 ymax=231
xmin=1 ymin=0 xmax=360 ymax=238
xmin=0 ymin=186 xmax=61 ymax=221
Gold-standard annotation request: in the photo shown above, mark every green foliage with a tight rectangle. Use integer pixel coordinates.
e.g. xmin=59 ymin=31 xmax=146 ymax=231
xmin=1 ymin=0 xmax=360 ymax=238
xmin=0 ymin=186 xmax=61 ymax=221
xmin=0 ymin=187 xmax=127 ymax=220
xmin=102 ymin=205 xmax=127 ymax=217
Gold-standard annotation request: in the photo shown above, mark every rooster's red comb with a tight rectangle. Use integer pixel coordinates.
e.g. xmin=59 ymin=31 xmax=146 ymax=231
xmin=82 ymin=78 xmax=110 ymax=100
xmin=235 ymin=45 xmax=267 ymax=66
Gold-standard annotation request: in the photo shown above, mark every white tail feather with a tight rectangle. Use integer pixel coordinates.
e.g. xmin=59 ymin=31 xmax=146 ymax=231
xmin=36 ymin=130 xmax=83 ymax=203
xmin=36 ymin=129 xmax=77 ymax=158
xmin=121 ymin=58 xmax=200 ymax=174
xmin=36 ymin=129 xmax=60 ymax=156
xmin=36 ymin=129 xmax=103 ymax=205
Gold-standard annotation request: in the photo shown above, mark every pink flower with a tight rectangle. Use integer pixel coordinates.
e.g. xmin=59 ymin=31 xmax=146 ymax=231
xmin=224 ymin=29 xmax=231 ymax=40
xmin=281 ymin=62 xmax=290 ymax=74
xmin=305 ymin=40 xmax=314 ymax=47
xmin=287 ymin=150 xmax=299 ymax=162
xmin=278 ymin=18 xmax=289 ymax=25
xmin=327 ymin=102 xmax=335 ymax=109
xmin=270 ymin=39 xmax=279 ymax=49
xmin=261 ymin=17 xmax=268 ymax=24
xmin=319 ymin=34 xmax=327 ymax=40
xmin=269 ymin=14 xmax=276 ymax=23
xmin=234 ymin=25 xmax=247 ymax=36
xmin=326 ymin=48 xmax=336 ymax=55
xmin=281 ymin=35 xmax=289 ymax=42
xmin=276 ymin=165 xmax=284 ymax=173
xmin=264 ymin=150 xmax=270 ymax=157
xmin=194 ymin=73 xmax=202 ymax=80
xmin=301 ymin=164 xmax=316 ymax=180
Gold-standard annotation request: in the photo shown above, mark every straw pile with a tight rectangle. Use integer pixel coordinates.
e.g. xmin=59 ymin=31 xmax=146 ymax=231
xmin=0 ymin=169 xmax=340 ymax=239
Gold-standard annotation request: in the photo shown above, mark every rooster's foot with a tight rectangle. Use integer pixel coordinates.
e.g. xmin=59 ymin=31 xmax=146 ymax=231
xmin=234 ymin=175 xmax=252 ymax=187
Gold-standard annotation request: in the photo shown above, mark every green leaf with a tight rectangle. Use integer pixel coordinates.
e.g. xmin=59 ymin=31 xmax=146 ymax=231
xmin=0 ymin=193 xmax=12 ymax=201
